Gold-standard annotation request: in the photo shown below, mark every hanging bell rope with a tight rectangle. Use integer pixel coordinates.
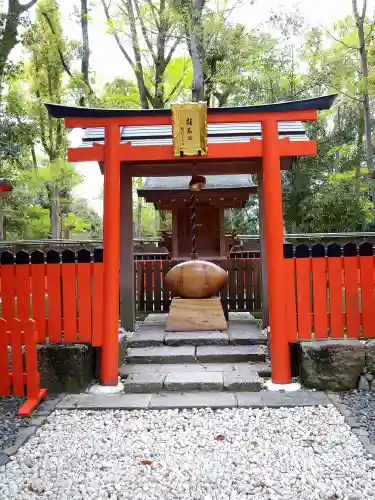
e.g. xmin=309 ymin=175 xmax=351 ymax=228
xmin=188 ymin=175 xmax=206 ymax=260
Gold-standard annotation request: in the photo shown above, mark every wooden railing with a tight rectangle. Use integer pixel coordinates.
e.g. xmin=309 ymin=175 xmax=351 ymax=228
xmin=136 ymin=258 xmax=262 ymax=313
xmin=0 ymin=318 xmax=47 ymax=416
xmin=0 ymin=251 xmax=263 ymax=342
xmin=0 ymin=249 xmax=104 ymax=346
xmin=284 ymin=242 xmax=375 ymax=341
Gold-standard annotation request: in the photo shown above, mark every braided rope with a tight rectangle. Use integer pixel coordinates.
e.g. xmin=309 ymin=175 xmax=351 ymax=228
xmin=190 ymin=191 xmax=197 ymax=260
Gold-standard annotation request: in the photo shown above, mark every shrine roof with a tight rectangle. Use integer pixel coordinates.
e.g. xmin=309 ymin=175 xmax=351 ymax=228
xmin=46 ymin=94 xmax=337 ymax=119
xmin=80 ymin=121 xmax=309 ymax=148
xmin=139 ymin=175 xmax=255 ymax=192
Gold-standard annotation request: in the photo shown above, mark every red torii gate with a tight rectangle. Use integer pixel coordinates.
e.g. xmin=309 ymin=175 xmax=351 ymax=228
xmin=46 ymin=95 xmax=336 ymax=387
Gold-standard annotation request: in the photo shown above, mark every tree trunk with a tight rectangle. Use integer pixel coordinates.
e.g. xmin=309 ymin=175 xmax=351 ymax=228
xmin=352 ymin=0 xmax=374 ymax=209
xmin=191 ymin=31 xmax=204 ymax=102
xmin=153 ymin=0 xmax=166 ymax=108
xmin=0 ymin=2 xmax=21 ymax=97
xmin=356 ymin=109 xmax=364 ymax=198
xmin=0 ymin=0 xmax=38 ymax=99
xmin=136 ymin=199 xmax=142 ymax=238
xmin=80 ymin=0 xmax=91 ymax=104
xmin=159 ymin=210 xmax=167 ymax=232
xmin=50 ymin=184 xmax=61 ymax=239
xmin=126 ymin=0 xmax=150 ymax=108
xmin=190 ymin=0 xmax=206 ymax=102
xmin=0 ymin=197 xmax=5 ymax=241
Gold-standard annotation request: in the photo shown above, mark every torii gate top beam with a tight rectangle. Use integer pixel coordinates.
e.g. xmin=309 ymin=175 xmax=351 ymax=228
xmin=45 ymin=94 xmax=337 ymax=167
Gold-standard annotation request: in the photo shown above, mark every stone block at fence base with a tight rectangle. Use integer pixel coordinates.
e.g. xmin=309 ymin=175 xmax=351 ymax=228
xmin=365 ymin=340 xmax=375 ymax=375
xmin=37 ymin=343 xmax=95 ymax=394
xmin=299 ymin=340 xmax=365 ymax=391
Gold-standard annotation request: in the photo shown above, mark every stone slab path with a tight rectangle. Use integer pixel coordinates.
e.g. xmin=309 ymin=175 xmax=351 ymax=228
xmin=57 ymin=390 xmax=331 ymax=410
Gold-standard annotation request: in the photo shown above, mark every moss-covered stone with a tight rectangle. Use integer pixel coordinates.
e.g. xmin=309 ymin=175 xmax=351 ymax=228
xmin=37 ymin=343 xmax=95 ymax=394
xmin=299 ymin=340 xmax=365 ymax=391
xmin=365 ymin=340 xmax=375 ymax=375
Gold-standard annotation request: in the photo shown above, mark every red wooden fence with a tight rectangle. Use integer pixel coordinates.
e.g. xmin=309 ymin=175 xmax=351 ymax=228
xmin=285 ymin=242 xmax=375 ymax=341
xmin=0 ymin=249 xmax=104 ymax=346
xmin=0 ymin=318 xmax=47 ymax=416
xmin=0 ymin=249 xmax=263 ymax=344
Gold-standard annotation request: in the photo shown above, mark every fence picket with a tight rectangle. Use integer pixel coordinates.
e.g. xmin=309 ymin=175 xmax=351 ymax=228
xmin=327 ymin=260 xmax=345 ymax=338
xmin=227 ymin=260 xmax=236 ymax=310
xmin=61 ymin=250 xmax=78 ymax=342
xmin=343 ymin=244 xmax=361 ymax=339
xmin=0 ymin=318 xmax=10 ymax=396
xmin=77 ymin=250 xmax=92 ymax=343
xmin=30 ymin=251 xmax=46 ymax=342
xmin=253 ymin=260 xmax=262 ymax=310
xmin=92 ymin=248 xmax=104 ymax=347
xmin=311 ymin=245 xmax=328 ymax=339
xmin=245 ymin=260 xmax=254 ymax=310
xmin=284 ymin=245 xmax=297 ymax=342
xmin=163 ymin=261 xmax=173 ymax=312
xmin=1 ymin=251 xmax=16 ymax=322
xmin=46 ymin=251 xmax=62 ymax=343
xmin=23 ymin=319 xmax=39 ymax=399
xmin=359 ymin=243 xmax=375 ymax=338
xmin=145 ymin=262 xmax=153 ymax=311
xmin=137 ymin=262 xmax=145 ymax=312
xmin=15 ymin=251 xmax=31 ymax=323
xmin=236 ymin=259 xmax=245 ymax=310
xmin=154 ymin=261 xmax=162 ymax=311
xmin=295 ymin=245 xmax=312 ymax=340
xmin=219 ymin=260 xmax=229 ymax=319
xmin=10 ymin=318 xmax=24 ymax=396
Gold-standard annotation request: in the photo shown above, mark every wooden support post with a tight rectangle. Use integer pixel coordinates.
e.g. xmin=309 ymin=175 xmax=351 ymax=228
xmin=258 ymin=173 xmax=269 ymax=329
xmin=262 ymin=118 xmax=291 ymax=384
xmin=172 ymin=208 xmax=179 ymax=260
xmin=101 ymin=123 xmax=120 ymax=385
xmin=219 ymin=207 xmax=226 ymax=259
xmin=120 ymin=171 xmax=135 ymax=332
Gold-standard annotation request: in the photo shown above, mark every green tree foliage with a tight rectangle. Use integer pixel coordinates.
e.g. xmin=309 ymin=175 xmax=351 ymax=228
xmin=0 ymin=0 xmax=96 ymax=240
xmin=21 ymin=0 xmax=83 ymax=238
xmin=101 ymin=0 xmax=188 ymax=108
xmin=1 ymin=1 xmax=375 ymax=241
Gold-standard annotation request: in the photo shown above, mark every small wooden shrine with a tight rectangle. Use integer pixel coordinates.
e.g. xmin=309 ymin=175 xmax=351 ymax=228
xmin=137 ymin=175 xmax=257 ymax=260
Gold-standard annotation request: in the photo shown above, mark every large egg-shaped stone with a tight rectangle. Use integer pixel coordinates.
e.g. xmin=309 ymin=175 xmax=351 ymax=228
xmin=165 ymin=260 xmax=228 ymax=299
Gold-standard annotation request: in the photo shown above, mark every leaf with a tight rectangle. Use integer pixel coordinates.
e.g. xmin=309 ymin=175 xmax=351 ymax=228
xmin=214 ymin=434 xmax=226 ymax=441
xmin=139 ymin=459 xmax=153 ymax=465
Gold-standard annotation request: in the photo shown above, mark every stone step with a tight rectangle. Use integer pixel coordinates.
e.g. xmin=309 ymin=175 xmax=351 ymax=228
xmin=128 ymin=326 xmax=266 ymax=348
xmin=127 ymin=346 xmax=196 ymax=364
xmin=228 ymin=323 xmax=265 ymax=345
xmin=119 ymin=361 xmax=271 ymax=377
xmin=196 ymin=345 xmax=265 ymax=363
xmin=120 ymin=364 xmax=264 ymax=393
xmin=126 ymin=345 xmax=265 ymax=364
xmin=164 ymin=331 xmax=229 ymax=346
xmin=128 ymin=331 xmax=165 ymax=348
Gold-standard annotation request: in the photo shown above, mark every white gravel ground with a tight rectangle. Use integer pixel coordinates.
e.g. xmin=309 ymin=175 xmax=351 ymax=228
xmin=1 ymin=406 xmax=375 ymax=500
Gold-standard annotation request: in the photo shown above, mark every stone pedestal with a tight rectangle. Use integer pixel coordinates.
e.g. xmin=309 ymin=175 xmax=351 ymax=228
xmin=165 ymin=297 xmax=228 ymax=332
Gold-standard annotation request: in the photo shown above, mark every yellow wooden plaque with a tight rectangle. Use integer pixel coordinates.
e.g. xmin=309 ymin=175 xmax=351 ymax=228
xmin=172 ymin=102 xmax=208 ymax=156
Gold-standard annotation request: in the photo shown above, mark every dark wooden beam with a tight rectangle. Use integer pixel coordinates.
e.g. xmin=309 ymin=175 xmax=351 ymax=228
xmin=120 ymin=171 xmax=135 ymax=331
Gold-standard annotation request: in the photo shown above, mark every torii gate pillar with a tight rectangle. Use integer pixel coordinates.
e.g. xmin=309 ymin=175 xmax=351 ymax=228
xmin=262 ymin=118 xmax=290 ymax=383
xmin=101 ymin=123 xmax=120 ymax=385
